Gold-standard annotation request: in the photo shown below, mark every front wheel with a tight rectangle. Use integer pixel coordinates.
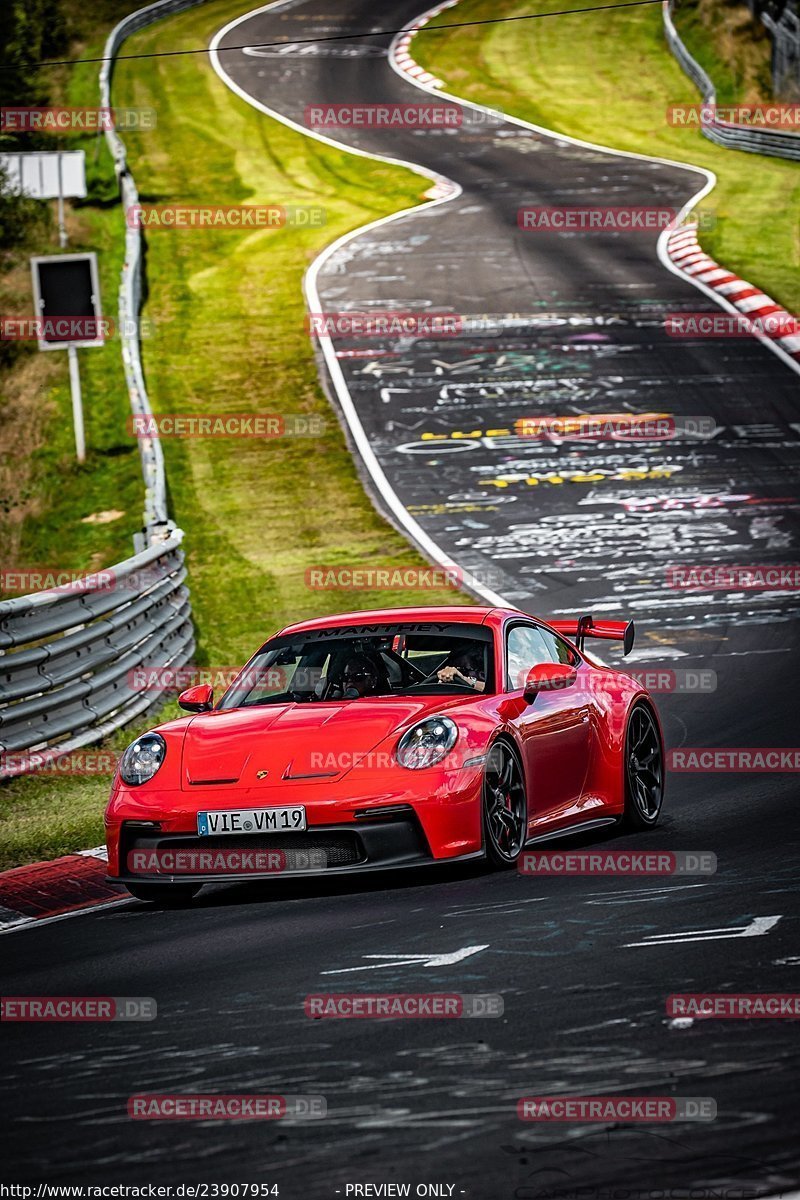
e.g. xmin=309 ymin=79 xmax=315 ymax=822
xmin=622 ymin=703 xmax=664 ymax=829
xmin=125 ymin=882 xmax=201 ymax=906
xmin=483 ymin=740 xmax=528 ymax=868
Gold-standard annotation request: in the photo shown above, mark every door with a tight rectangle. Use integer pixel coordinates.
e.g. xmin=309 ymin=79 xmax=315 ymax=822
xmin=504 ymin=621 xmax=593 ymax=833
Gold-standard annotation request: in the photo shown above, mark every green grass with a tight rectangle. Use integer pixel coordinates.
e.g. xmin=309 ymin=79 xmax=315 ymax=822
xmin=0 ymin=0 xmax=471 ymax=870
xmin=673 ymin=0 xmax=774 ymax=107
xmin=414 ymin=0 xmax=800 ymax=315
xmin=0 ymin=700 xmax=184 ymax=871
xmin=115 ymin=0 xmax=469 ymax=662
xmin=0 ymin=152 xmax=144 ymax=580
xmin=0 ymin=3 xmax=154 ymax=582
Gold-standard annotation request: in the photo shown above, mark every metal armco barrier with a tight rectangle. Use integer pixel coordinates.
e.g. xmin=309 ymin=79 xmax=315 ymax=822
xmin=664 ymin=0 xmax=800 ymax=161
xmin=101 ymin=0 xmax=208 ymax=534
xmin=0 ymin=0 xmax=204 ymax=778
xmin=0 ymin=536 xmax=193 ymax=776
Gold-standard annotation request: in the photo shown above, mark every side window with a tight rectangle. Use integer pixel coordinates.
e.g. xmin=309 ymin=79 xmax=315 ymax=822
xmin=505 ymin=623 xmax=578 ymax=689
xmin=547 ymin=632 xmax=579 ymax=665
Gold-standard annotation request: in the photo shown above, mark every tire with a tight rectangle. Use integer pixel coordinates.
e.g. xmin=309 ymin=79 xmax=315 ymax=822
xmin=622 ymin=702 xmax=664 ymax=830
xmin=483 ymin=740 xmax=528 ymax=868
xmin=125 ymin=882 xmax=201 ymax=906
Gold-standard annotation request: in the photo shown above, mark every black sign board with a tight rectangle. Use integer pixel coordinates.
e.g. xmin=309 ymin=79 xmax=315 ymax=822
xmin=30 ymin=253 xmax=104 ymax=351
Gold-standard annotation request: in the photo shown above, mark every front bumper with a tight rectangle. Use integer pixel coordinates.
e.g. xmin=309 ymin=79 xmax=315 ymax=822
xmin=106 ymin=761 xmax=486 ymax=879
xmin=111 ymin=810 xmax=484 ymax=885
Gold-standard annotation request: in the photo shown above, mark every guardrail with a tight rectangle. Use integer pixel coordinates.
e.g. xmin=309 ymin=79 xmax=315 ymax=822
xmin=0 ymin=537 xmax=193 ymax=776
xmin=663 ymin=0 xmax=800 ymax=161
xmin=753 ymin=0 xmax=800 ymax=97
xmin=101 ymin=0 xmax=207 ymax=534
xmin=0 ymin=0 xmax=203 ymax=778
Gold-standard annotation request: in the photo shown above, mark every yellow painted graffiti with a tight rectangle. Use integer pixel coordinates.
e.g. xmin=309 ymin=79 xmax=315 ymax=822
xmin=481 ymin=467 xmax=680 ymax=488
xmin=419 ymin=414 xmax=673 ymax=442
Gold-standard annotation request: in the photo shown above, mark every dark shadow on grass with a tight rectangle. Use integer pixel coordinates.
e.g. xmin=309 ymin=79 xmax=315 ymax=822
xmin=95 ymin=444 xmax=137 ymax=458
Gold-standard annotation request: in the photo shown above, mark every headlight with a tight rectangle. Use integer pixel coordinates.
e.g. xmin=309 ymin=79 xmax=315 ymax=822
xmin=119 ymin=733 xmax=166 ymax=786
xmin=396 ymin=717 xmax=458 ymax=770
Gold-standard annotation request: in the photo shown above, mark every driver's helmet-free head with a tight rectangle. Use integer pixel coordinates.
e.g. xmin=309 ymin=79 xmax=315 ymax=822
xmin=451 ymin=645 xmax=485 ymax=681
xmin=342 ymin=653 xmax=379 ymax=697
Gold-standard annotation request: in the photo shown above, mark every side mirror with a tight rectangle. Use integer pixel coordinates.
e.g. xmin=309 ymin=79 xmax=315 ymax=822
xmin=178 ymin=683 xmax=214 ymax=713
xmin=523 ymin=663 xmax=577 ymax=703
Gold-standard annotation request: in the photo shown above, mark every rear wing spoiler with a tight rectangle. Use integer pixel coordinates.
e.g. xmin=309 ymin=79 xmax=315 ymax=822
xmin=548 ymin=615 xmax=635 ymax=657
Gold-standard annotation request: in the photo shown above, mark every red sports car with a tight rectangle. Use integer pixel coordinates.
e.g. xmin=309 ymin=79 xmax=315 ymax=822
xmin=106 ymin=606 xmax=664 ymax=903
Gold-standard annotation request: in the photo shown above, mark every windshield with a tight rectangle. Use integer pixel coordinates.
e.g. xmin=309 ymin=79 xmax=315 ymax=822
xmin=219 ymin=623 xmax=495 ymax=707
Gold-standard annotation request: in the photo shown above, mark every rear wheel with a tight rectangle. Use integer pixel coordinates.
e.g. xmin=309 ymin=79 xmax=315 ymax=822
xmin=483 ymin=740 xmax=527 ymax=868
xmin=622 ymin=703 xmax=664 ymax=829
xmin=125 ymin=883 xmax=200 ymax=906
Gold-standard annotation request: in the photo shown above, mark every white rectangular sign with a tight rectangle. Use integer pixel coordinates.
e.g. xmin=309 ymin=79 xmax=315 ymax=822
xmin=0 ymin=151 xmax=87 ymax=200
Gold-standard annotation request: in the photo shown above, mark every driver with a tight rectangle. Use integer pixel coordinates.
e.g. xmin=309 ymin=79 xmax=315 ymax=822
xmin=341 ymin=654 xmax=379 ymax=698
xmin=437 ymin=646 xmax=486 ymax=693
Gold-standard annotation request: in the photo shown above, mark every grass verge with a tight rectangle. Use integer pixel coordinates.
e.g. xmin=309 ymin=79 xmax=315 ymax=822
xmin=673 ymin=0 xmax=774 ymax=107
xmin=0 ymin=146 xmax=143 ymax=579
xmin=1 ymin=0 xmax=469 ymax=870
xmin=413 ymin=0 xmax=800 ymax=315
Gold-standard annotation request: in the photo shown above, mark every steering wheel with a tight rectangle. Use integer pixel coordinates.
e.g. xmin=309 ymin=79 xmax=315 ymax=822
xmin=312 ymin=676 xmax=343 ymax=701
xmin=419 ymin=662 xmax=459 ymax=686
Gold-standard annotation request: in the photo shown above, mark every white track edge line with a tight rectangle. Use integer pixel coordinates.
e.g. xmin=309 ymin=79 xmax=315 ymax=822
xmin=387 ymin=0 xmax=800 ymax=379
xmin=210 ymin=0 xmax=798 ymax=619
xmin=0 ymin=897 xmax=133 ymax=937
xmin=209 ymin=0 xmax=509 ymax=607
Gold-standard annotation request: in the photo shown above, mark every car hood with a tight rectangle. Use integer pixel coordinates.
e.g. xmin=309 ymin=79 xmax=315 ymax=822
xmin=178 ymin=695 xmax=470 ymax=788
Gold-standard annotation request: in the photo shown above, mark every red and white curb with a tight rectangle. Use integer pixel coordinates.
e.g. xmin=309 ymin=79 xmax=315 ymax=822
xmin=389 ymin=0 xmax=800 ymax=378
xmin=0 ymin=846 xmax=129 ymax=934
xmin=391 ymin=1 xmax=464 ymax=202
xmin=392 ymin=0 xmax=457 ymax=89
xmin=665 ymin=224 xmax=800 ymax=360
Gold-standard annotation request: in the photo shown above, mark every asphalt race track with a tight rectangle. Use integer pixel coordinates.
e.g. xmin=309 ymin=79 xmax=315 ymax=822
xmin=3 ymin=0 xmax=800 ymax=1195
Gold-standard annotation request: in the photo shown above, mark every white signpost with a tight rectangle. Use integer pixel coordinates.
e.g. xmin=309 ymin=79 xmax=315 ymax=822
xmin=0 ymin=150 xmax=87 ymax=248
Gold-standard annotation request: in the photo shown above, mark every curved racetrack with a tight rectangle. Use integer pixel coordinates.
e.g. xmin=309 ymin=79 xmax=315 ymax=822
xmin=3 ymin=1 xmax=799 ymax=1194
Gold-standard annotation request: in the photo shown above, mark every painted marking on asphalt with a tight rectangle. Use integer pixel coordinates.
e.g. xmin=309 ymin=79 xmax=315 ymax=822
xmin=560 ymin=1017 xmax=634 ymax=1035
xmin=624 ymin=915 xmax=782 ymax=947
xmin=322 ymin=945 xmax=489 ymax=974
xmin=623 ymin=646 xmax=689 ymax=661
xmin=0 ymin=897 xmax=132 ymax=936
xmin=445 ymin=898 xmax=546 ymax=917
xmin=585 ymin=884 xmax=708 ymax=905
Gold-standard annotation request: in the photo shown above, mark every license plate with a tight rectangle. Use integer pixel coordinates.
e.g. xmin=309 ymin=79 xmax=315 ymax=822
xmin=197 ymin=806 xmax=307 ymax=836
